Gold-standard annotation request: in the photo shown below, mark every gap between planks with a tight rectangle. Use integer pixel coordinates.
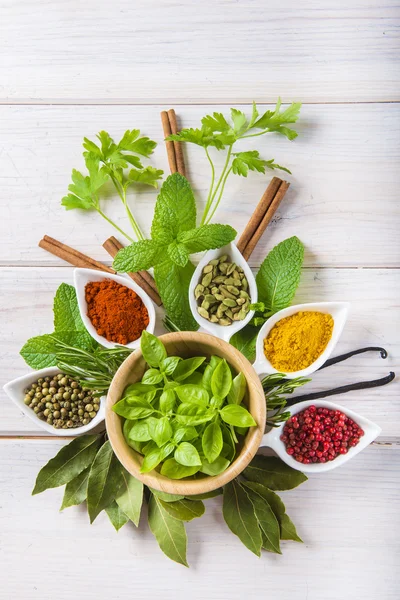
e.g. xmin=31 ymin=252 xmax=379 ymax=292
xmin=0 ymin=100 xmax=399 ymax=106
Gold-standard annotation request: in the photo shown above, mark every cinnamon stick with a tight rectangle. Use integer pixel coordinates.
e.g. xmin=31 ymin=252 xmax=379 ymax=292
xmin=103 ymin=236 xmax=162 ymax=306
xmin=39 ymin=236 xmax=115 ymax=273
xmin=161 ymin=111 xmax=178 ymax=174
xmin=167 ymin=109 xmax=186 ymax=177
xmin=241 ymin=180 xmax=290 ymax=261
xmin=236 ymin=177 xmax=283 ymax=254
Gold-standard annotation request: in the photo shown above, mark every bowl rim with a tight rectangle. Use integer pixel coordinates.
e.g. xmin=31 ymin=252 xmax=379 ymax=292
xmin=3 ymin=366 xmax=105 ymax=436
xmin=105 ymin=331 xmax=266 ymax=495
xmin=73 ymin=268 xmax=156 ymax=350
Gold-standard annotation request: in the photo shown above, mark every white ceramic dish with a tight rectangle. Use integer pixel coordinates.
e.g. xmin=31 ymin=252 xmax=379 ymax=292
xmin=189 ymin=242 xmax=258 ymax=342
xmin=74 ymin=268 xmax=156 ymax=349
xmin=253 ymin=302 xmax=350 ymax=379
xmin=261 ymin=399 xmax=381 ymax=473
xmin=3 ymin=367 xmax=105 ymax=436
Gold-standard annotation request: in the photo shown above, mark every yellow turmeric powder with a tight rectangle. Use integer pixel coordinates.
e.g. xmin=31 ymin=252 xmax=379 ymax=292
xmin=264 ymin=311 xmax=334 ymax=372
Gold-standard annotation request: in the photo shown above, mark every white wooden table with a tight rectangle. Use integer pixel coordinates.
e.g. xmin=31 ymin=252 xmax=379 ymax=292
xmin=1 ymin=2 xmax=399 ymax=598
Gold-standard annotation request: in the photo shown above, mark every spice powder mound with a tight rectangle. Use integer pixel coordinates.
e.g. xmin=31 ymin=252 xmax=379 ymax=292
xmin=85 ymin=279 xmax=149 ymax=345
xmin=264 ymin=311 xmax=334 ymax=372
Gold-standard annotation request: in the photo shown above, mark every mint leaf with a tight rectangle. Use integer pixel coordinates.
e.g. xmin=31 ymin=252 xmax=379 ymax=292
xmin=151 ymin=173 xmax=196 ymax=243
xmin=230 ymin=324 xmax=259 ymax=362
xmin=168 ymin=241 xmax=189 ymax=267
xmin=53 ymin=283 xmax=85 ymax=332
xmin=178 ymin=224 xmax=236 ymax=254
xmin=256 ymin=236 xmax=304 ymax=313
xmin=127 ymin=166 xmax=163 ymax=188
xmin=155 ymin=257 xmax=198 ymax=331
xmin=113 ymin=239 xmax=167 ymax=272
xmin=20 ymin=331 xmax=94 ymax=369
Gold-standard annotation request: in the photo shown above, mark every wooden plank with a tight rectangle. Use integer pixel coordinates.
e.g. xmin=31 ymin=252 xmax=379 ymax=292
xmin=0 ymin=1 xmax=399 ymax=102
xmin=0 ymin=439 xmax=398 ymax=599
xmin=0 ymin=103 xmax=399 ymax=268
xmin=1 ymin=267 xmax=398 ymax=439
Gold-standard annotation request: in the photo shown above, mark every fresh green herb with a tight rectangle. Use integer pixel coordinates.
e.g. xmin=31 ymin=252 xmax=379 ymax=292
xmin=148 ymin=494 xmax=189 ymax=566
xmin=86 ymin=440 xmax=124 ymax=523
xmin=230 ymin=324 xmax=259 ymax=362
xmin=115 ymin=468 xmax=144 ymax=526
xmin=223 ymin=480 xmax=262 ymax=556
xmin=106 ymin=501 xmax=129 ymax=531
xmin=167 ymin=99 xmax=301 ymax=224
xmin=60 ymin=467 xmax=90 ymax=511
xmin=243 ymin=455 xmax=308 ymax=490
xmin=263 ymin=373 xmax=310 ymax=427
xmin=113 ymin=332 xmax=255 ymax=478
xmin=113 ymin=173 xmax=237 ymax=330
xmin=62 ymin=130 xmax=163 ymax=242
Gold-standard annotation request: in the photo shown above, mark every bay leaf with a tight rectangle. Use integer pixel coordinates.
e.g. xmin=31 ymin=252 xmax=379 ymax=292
xmin=115 ymin=467 xmax=143 ymax=526
xmin=87 ymin=441 xmax=124 ymax=523
xmin=106 ymin=501 xmax=129 ymax=531
xmin=60 ymin=466 xmax=90 ymax=510
xmin=222 ymin=480 xmax=262 ymax=557
xmin=32 ymin=435 xmax=102 ymax=495
xmin=281 ymin=513 xmax=303 ymax=543
xmin=186 ymin=489 xmax=223 ymax=501
xmin=148 ymin=495 xmax=188 ymax=567
xmin=159 ymin=498 xmax=205 ymax=521
xmin=243 ymin=455 xmax=307 ymax=490
xmin=243 ymin=484 xmax=281 ymax=554
xmin=149 ymin=488 xmax=185 ymax=502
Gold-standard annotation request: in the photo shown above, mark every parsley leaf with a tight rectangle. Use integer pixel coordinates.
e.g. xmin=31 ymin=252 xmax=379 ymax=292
xmin=232 ymin=151 xmax=291 ymax=177
xmin=201 ymin=113 xmax=231 ymax=133
xmin=127 ymin=166 xmax=164 ymax=188
xmin=230 ymin=108 xmax=247 ymax=134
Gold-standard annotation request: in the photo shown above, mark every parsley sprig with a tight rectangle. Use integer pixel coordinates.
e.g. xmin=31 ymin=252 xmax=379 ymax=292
xmin=167 ymin=99 xmax=301 ymax=225
xmin=62 ymin=130 xmax=163 ymax=242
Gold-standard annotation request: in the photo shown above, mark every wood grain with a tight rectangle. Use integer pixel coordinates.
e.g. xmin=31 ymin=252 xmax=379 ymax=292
xmin=0 ymin=0 xmax=399 ymax=102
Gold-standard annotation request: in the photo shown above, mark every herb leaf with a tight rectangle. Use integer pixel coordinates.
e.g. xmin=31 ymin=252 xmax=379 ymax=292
xmin=160 ymin=458 xmax=200 ymax=480
xmin=115 ymin=468 xmax=143 ymax=526
xmin=178 ymin=224 xmax=236 ymax=254
xmin=230 ymin=325 xmax=259 ymax=363
xmin=148 ymin=494 xmax=188 ymax=566
xmin=32 ymin=435 xmax=102 ymax=495
xmin=151 ymin=173 xmax=196 ymax=243
xmin=113 ymin=239 xmax=167 ymax=272
xmin=127 ymin=166 xmax=163 ymax=187
xmin=140 ymin=331 xmax=167 ymax=367
xmin=60 ymin=466 xmax=90 ymax=510
xmin=227 ymin=372 xmax=247 ymax=405
xmin=87 ymin=441 xmax=124 ymax=523
xmin=256 ymin=236 xmax=304 ymax=314
xmin=243 ymin=455 xmax=308 ymax=490
xmin=106 ymin=501 xmax=129 ymax=531
xmin=220 ymin=404 xmax=256 ymax=427
xmin=202 ymin=421 xmax=223 ymax=463
xmin=168 ymin=240 xmax=190 ymax=267
xmin=175 ymin=442 xmax=202 ymax=467
xmin=159 ymin=498 xmax=205 ymax=521
xmin=173 ymin=357 xmax=206 ymax=382
xmin=53 ymin=283 xmax=84 ymax=332
xmin=211 ymin=359 xmax=232 ymax=399
xmin=223 ymin=480 xmax=262 ymax=556
xmin=243 ymin=483 xmax=281 ymax=553
xmin=154 ymin=258 xmax=198 ymax=331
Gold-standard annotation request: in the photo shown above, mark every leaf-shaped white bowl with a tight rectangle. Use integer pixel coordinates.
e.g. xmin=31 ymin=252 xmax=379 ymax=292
xmin=74 ymin=268 xmax=156 ymax=349
xmin=3 ymin=367 xmax=105 ymax=436
xmin=188 ymin=242 xmax=258 ymax=342
xmin=253 ymin=302 xmax=350 ymax=379
xmin=262 ymin=399 xmax=381 ymax=473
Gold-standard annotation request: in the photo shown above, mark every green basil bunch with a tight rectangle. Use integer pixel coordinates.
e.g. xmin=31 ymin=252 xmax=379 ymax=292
xmin=112 ymin=331 xmax=256 ymax=479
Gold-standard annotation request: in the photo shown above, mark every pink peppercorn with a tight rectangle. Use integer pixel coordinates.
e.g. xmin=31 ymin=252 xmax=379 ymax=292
xmin=280 ymin=406 xmax=363 ymax=464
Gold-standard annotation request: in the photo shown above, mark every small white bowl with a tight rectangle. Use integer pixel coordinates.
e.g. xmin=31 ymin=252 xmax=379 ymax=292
xmin=74 ymin=268 xmax=156 ymax=349
xmin=3 ymin=367 xmax=105 ymax=436
xmin=189 ymin=242 xmax=258 ymax=342
xmin=261 ymin=399 xmax=381 ymax=473
xmin=253 ymin=302 xmax=350 ymax=379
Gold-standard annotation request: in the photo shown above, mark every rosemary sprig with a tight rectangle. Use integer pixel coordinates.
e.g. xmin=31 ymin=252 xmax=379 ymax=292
xmin=262 ymin=373 xmax=311 ymax=427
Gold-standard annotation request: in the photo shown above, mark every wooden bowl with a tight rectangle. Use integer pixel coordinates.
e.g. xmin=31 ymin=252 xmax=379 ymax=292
xmin=106 ymin=332 xmax=266 ymax=495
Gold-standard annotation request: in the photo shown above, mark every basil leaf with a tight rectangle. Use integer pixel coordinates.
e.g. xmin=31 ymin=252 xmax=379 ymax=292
xmin=115 ymin=468 xmax=143 ymax=526
xmin=256 ymin=236 xmax=304 ymax=314
xmin=60 ymin=466 xmax=90 ymax=510
xmin=175 ymin=384 xmax=209 ymax=407
xmin=243 ymin=456 xmax=308 ymax=491
xmin=149 ymin=488 xmax=185 ymax=502
xmin=106 ymin=501 xmax=129 ymax=531
xmin=173 ymin=357 xmax=207 ymax=382
xmin=125 ymin=382 xmax=156 ymax=395
xmin=223 ymin=480 xmax=262 ymax=556
xmin=200 ymin=455 xmax=230 ymax=476
xmin=243 ymin=484 xmax=281 ymax=554
xmin=227 ymin=372 xmax=247 ymax=405
xmin=159 ymin=389 xmax=176 ymax=414
xmin=32 ymin=435 xmax=102 ymax=495
xmin=124 ymin=419 xmax=152 ymax=443
xmin=142 ymin=368 xmax=163 ymax=385
xmin=87 ymin=441 xmax=124 ymax=523
xmin=187 ymin=489 xmax=223 ymax=500
xmin=211 ymin=359 xmax=232 ymax=399
xmin=148 ymin=495 xmax=188 ymax=567
xmin=176 ymin=404 xmax=214 ymax=426
xmin=202 ymin=355 xmax=222 ymax=393
xmin=140 ymin=331 xmax=167 ymax=367
xmin=175 ymin=442 xmax=202 ymax=467
xmin=230 ymin=325 xmax=258 ymax=363
xmin=160 ymin=356 xmax=181 ymax=376
xmin=220 ymin=404 xmax=256 ymax=427
xmin=148 ymin=417 xmax=173 ymax=448
xmin=173 ymin=426 xmax=198 ymax=443
xmin=140 ymin=443 xmax=174 ymax=473
xmin=125 ymin=390 xmax=156 ymax=404
xmin=210 ymin=395 xmax=224 ymax=409
xmin=159 ymin=498 xmax=205 ymax=521
xmin=202 ymin=421 xmax=223 ymax=463
xmin=182 ymin=371 xmax=204 ymax=386
xmin=151 ymin=172 xmax=196 ymax=243
xmin=160 ymin=458 xmax=200 ymax=480
xmin=112 ymin=398 xmax=154 ymax=420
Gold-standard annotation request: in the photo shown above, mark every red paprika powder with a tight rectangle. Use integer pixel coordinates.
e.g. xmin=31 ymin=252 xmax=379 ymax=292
xmin=85 ymin=279 xmax=149 ymax=345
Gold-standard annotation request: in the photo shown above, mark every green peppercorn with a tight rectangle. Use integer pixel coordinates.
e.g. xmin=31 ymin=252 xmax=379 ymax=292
xmin=31 ymin=398 xmax=39 ymax=406
xmin=89 ymin=411 xmax=96 ymax=419
xmin=64 ymin=401 xmax=71 ymax=409
xmin=72 ymin=407 xmax=78 ymax=414
xmin=35 ymin=392 xmax=43 ymax=400
xmin=42 ymin=388 xmax=49 ymax=396
xmin=58 ymin=387 xmax=65 ymax=394
xmin=56 ymin=374 xmax=63 ymax=380
xmin=63 ymin=392 xmax=71 ymax=400
xmin=38 ymin=403 xmax=45 ymax=411
xmin=85 ymin=404 xmax=93 ymax=413
xmin=24 ymin=395 xmax=31 ymax=405
xmin=84 ymin=412 xmax=89 ymax=418
xmin=47 ymin=417 xmax=53 ymax=424
xmin=60 ymin=377 xmax=68 ymax=386
xmin=33 ymin=406 xmax=40 ymax=414
xmin=55 ymin=393 xmax=63 ymax=401
xmin=53 ymin=410 xmax=60 ymax=419
xmin=72 ymin=415 xmax=79 ymax=422
xmin=49 ymin=387 xmax=57 ymax=395
xmin=43 ymin=409 xmax=50 ymax=417
xmin=45 ymin=395 xmax=52 ymax=402
xmin=78 ymin=409 xmax=84 ymax=416
xmin=53 ymin=403 xmax=60 ymax=410
xmin=82 ymin=418 xmax=89 ymax=425
xmin=71 ymin=381 xmax=79 ymax=389
xmin=37 ymin=378 xmax=44 ymax=384
xmin=45 ymin=376 xmax=51 ymax=383
xmin=60 ymin=408 xmax=68 ymax=417
xmin=28 ymin=390 xmax=35 ymax=398
xmin=66 ymin=420 xmax=73 ymax=427
xmin=37 ymin=411 xmax=45 ymax=419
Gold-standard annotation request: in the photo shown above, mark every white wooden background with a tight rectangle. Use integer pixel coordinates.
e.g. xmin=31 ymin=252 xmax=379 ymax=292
xmin=0 ymin=1 xmax=399 ymax=598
